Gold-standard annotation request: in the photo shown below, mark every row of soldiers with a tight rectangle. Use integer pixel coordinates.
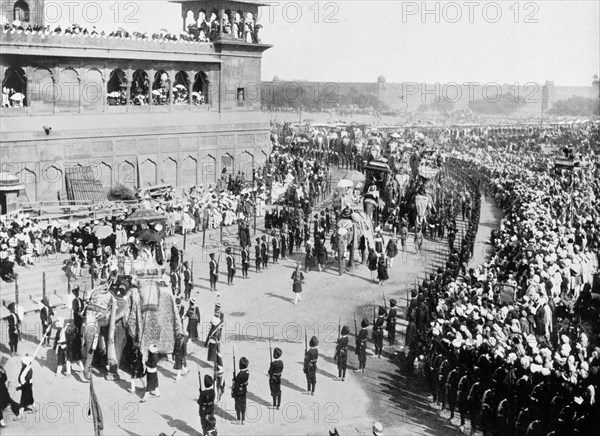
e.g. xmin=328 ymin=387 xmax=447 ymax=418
xmin=194 ymin=297 xmax=400 ymax=435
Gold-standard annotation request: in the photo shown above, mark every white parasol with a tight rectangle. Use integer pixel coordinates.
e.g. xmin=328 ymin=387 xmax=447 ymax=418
xmin=10 ymin=93 xmax=24 ymax=101
xmin=337 ymin=179 xmax=354 ymax=189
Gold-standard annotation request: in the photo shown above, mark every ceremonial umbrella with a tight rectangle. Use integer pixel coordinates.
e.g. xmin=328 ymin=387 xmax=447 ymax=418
xmin=343 ymin=170 xmax=366 ymax=183
xmin=94 ymin=225 xmax=114 ymax=239
xmin=175 ymin=84 xmax=186 ymax=90
xmin=123 ymin=208 xmax=167 ymax=225
xmin=337 ymin=179 xmax=354 ymax=189
xmin=108 ymin=91 xmax=121 ymax=98
xmin=152 ymin=90 xmax=162 ymax=96
xmin=390 ymin=133 xmax=401 ymax=139
xmin=10 ymin=93 xmax=24 ymax=101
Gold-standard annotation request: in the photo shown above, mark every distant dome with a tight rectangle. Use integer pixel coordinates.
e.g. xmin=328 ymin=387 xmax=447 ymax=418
xmin=377 ymin=75 xmax=386 ymax=83
xmin=273 ymin=75 xmax=280 ymax=82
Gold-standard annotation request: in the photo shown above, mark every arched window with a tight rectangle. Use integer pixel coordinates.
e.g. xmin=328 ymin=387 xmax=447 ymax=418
xmin=2 ymin=66 xmax=27 ymax=108
xmin=13 ymin=0 xmax=29 ymax=22
xmin=130 ymin=69 xmax=148 ymax=105
xmin=107 ymin=69 xmax=126 ymax=105
xmin=173 ymin=71 xmax=189 ymax=105
xmin=193 ymin=71 xmax=209 ymax=105
xmin=152 ymin=70 xmax=169 ymax=105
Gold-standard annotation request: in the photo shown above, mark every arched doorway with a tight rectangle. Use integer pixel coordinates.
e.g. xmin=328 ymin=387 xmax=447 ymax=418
xmin=139 ymin=159 xmax=157 ymax=187
xmin=192 ymin=71 xmax=209 ymax=105
xmin=2 ymin=66 xmax=27 ymax=108
xmin=13 ymin=0 xmax=29 ymax=22
xmin=107 ymin=69 xmax=127 ymax=105
xmin=173 ymin=71 xmax=190 ymax=105
xmin=152 ymin=70 xmax=169 ymax=105
xmin=19 ymin=167 xmax=37 ymax=203
xmin=201 ymin=154 xmax=217 ymax=186
xmin=130 ymin=70 xmax=149 ymax=105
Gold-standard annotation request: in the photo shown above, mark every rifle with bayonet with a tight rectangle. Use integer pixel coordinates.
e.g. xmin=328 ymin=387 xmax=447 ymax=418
xmin=231 ymin=347 xmax=236 ymax=398
xmin=382 ymin=292 xmax=387 ymax=311
xmin=269 ymin=335 xmax=273 ymax=365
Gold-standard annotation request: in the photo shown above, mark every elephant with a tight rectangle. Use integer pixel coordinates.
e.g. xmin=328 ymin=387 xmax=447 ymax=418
xmin=82 ymin=248 xmax=182 ymax=381
xmin=415 ymin=193 xmax=435 ymax=229
xmin=337 ymin=209 xmax=375 ymax=265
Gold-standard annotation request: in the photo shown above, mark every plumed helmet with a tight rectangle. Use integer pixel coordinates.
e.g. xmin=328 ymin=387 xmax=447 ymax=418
xmin=361 ymin=317 xmax=370 ymax=328
xmin=341 ymin=326 xmax=349 ymax=335
xmin=204 ymin=374 xmax=214 ymax=388
xmin=273 ymin=347 xmax=282 ymax=359
xmin=378 ymin=306 xmax=386 ymax=316
xmin=309 ymin=336 xmax=319 ymax=347
xmin=239 ymin=357 xmax=249 ymax=369
xmin=390 ymin=299 xmax=397 ymax=307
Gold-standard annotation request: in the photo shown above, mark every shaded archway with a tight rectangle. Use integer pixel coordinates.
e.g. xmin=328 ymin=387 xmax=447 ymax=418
xmin=41 ymin=164 xmax=64 ymax=199
xmin=192 ymin=71 xmax=209 ymax=105
xmin=130 ymin=69 xmax=148 ymax=105
xmin=2 ymin=66 xmax=27 ymax=108
xmin=107 ymin=68 xmax=126 ymax=105
xmin=152 ymin=70 xmax=170 ymax=105
xmin=173 ymin=71 xmax=190 ymax=105
xmin=13 ymin=0 xmax=29 ymax=22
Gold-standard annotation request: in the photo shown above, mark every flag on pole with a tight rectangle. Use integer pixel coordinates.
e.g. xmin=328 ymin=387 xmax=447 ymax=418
xmin=89 ymin=376 xmax=104 ymax=436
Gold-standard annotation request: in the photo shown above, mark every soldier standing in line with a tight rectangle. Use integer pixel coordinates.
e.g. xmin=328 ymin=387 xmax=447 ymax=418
xmin=268 ymin=348 xmax=283 ymax=409
xmin=205 ymin=304 xmax=224 ymax=363
xmin=225 ymin=247 xmax=235 ymax=286
xmin=372 ymin=307 xmax=386 ymax=358
xmin=304 ymin=336 xmax=319 ymax=395
xmin=271 ymin=231 xmax=280 ymax=264
xmin=386 ymin=299 xmax=398 ymax=350
xmin=260 ymin=236 xmax=268 ymax=269
xmin=254 ymin=238 xmax=261 ymax=273
xmin=208 ymin=253 xmax=218 ymax=292
xmin=198 ymin=373 xmax=216 ymax=436
xmin=334 ymin=326 xmax=349 ymax=381
xmin=280 ymin=231 xmax=287 ymax=260
xmin=241 ymin=245 xmax=249 ymax=279
xmin=183 ymin=261 xmax=193 ymax=300
xmin=355 ymin=318 xmax=369 ymax=373
xmin=232 ymin=357 xmax=249 ymax=425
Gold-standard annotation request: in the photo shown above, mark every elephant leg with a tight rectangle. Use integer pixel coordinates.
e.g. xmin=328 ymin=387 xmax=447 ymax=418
xmin=82 ymin=324 xmax=99 ymax=381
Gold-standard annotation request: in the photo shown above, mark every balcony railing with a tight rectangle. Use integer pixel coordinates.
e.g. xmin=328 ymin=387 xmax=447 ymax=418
xmin=0 ymin=30 xmax=218 ymax=56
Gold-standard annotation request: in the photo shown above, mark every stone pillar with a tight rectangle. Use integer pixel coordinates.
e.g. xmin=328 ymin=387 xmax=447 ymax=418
xmin=25 ymin=66 xmax=33 ymax=112
xmin=219 ymin=9 xmax=224 ymax=36
xmin=52 ymin=67 xmax=59 ymax=114
xmin=148 ymin=69 xmax=155 ymax=108
xmin=168 ymin=70 xmax=175 ymax=108
xmin=125 ymin=68 xmax=132 ymax=109
xmin=188 ymin=70 xmax=194 ymax=107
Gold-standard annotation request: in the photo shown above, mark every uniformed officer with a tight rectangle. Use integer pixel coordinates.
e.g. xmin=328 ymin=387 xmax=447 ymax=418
xmin=268 ymin=347 xmax=283 ymax=409
xmin=271 ymin=231 xmax=280 ymax=264
xmin=260 ymin=236 xmax=268 ymax=269
xmin=232 ymin=357 xmax=249 ymax=425
xmin=225 ymin=247 xmax=235 ymax=286
xmin=208 ymin=254 xmax=218 ymax=292
xmin=240 ymin=245 xmax=249 ymax=279
xmin=386 ymin=299 xmax=398 ymax=350
xmin=334 ymin=326 xmax=349 ymax=381
xmin=254 ymin=238 xmax=261 ymax=273
xmin=198 ymin=374 xmax=216 ymax=435
xmin=372 ymin=307 xmax=386 ymax=358
xmin=304 ymin=336 xmax=319 ymax=395
xmin=355 ymin=318 xmax=369 ymax=373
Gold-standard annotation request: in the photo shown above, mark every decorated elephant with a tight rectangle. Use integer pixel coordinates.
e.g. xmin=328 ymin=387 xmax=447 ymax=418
xmin=414 ymin=193 xmax=435 ymax=229
xmin=337 ymin=208 xmax=375 ymax=263
xmin=82 ymin=246 xmax=182 ymax=381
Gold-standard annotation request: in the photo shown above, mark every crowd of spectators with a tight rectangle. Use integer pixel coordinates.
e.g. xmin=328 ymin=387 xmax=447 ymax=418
xmin=407 ymin=127 xmax=600 ymax=435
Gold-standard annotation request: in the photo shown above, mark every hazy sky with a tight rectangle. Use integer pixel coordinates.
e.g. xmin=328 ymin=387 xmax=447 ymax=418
xmin=46 ymin=1 xmax=600 ymax=86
